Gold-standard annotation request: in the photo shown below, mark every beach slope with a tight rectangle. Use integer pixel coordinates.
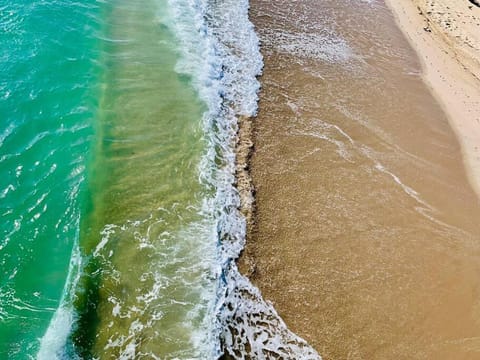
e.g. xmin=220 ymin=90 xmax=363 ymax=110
xmin=385 ymin=0 xmax=480 ymax=196
xmin=241 ymin=0 xmax=480 ymax=358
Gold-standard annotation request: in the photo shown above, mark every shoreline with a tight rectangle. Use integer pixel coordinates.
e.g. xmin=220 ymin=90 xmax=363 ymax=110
xmin=233 ymin=0 xmax=480 ymax=258
xmin=235 ymin=114 xmax=257 ymax=277
xmin=236 ymin=0 xmax=480 ymax=358
xmin=235 ymin=115 xmax=255 ymax=232
xmin=384 ymin=0 xmax=480 ymax=198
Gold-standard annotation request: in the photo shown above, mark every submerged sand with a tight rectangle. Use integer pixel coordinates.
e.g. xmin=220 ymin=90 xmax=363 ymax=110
xmin=239 ymin=0 xmax=480 ymax=359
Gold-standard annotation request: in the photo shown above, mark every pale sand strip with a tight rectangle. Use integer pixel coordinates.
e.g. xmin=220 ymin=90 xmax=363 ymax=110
xmin=385 ymin=0 xmax=480 ymax=197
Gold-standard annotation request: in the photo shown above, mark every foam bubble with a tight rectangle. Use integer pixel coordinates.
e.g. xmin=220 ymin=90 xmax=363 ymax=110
xmin=38 ymin=0 xmax=321 ymax=356
xmin=37 ymin=233 xmax=82 ymax=360
xmin=168 ymin=0 xmax=321 ymax=357
xmin=36 ymin=307 xmax=75 ymax=360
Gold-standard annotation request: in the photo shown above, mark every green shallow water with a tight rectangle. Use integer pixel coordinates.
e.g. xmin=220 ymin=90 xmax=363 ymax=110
xmin=1 ymin=0 xmax=217 ymax=358
xmin=71 ymin=0 xmax=217 ymax=358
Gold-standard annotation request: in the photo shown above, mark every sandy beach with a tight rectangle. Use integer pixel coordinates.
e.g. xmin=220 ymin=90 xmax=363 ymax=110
xmin=385 ymin=0 xmax=480 ymax=198
xmin=239 ymin=0 xmax=480 ymax=358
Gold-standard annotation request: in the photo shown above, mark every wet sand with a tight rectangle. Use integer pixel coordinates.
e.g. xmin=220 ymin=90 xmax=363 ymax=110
xmin=386 ymin=0 xmax=480 ymax=197
xmin=240 ymin=0 xmax=480 ymax=359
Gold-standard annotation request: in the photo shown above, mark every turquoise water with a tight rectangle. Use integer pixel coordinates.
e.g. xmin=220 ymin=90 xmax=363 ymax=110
xmin=1 ymin=0 xmax=216 ymax=357
xmin=0 ymin=1 xmax=100 ymax=356
xmin=0 ymin=0 xmax=318 ymax=358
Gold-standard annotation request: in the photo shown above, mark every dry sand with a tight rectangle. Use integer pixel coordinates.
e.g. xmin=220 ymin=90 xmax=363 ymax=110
xmin=385 ymin=0 xmax=480 ymax=196
xmin=238 ymin=0 xmax=480 ymax=359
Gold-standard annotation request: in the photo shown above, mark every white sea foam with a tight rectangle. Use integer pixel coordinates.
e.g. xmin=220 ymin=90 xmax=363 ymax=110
xmin=167 ymin=0 xmax=321 ymax=357
xmin=37 ymin=226 xmax=82 ymax=360
xmin=36 ymin=307 xmax=75 ymax=360
xmin=276 ymin=30 xmax=354 ymax=63
xmin=38 ymin=0 xmax=320 ymax=357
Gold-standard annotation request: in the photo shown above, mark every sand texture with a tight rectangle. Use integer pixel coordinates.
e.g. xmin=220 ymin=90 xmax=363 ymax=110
xmin=385 ymin=0 xmax=480 ymax=196
xmin=240 ymin=0 xmax=480 ymax=359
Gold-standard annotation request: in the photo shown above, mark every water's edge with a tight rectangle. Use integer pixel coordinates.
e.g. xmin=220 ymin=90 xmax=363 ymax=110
xmin=214 ymin=1 xmax=321 ymax=358
xmin=34 ymin=0 xmax=321 ymax=358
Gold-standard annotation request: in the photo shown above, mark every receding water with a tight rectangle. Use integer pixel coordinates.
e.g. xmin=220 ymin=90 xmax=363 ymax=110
xmin=246 ymin=1 xmax=480 ymax=359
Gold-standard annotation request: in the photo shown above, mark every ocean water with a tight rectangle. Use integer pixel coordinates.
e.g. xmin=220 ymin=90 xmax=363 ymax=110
xmin=0 ymin=1 xmax=100 ymax=356
xmin=1 ymin=0 xmax=319 ymax=358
